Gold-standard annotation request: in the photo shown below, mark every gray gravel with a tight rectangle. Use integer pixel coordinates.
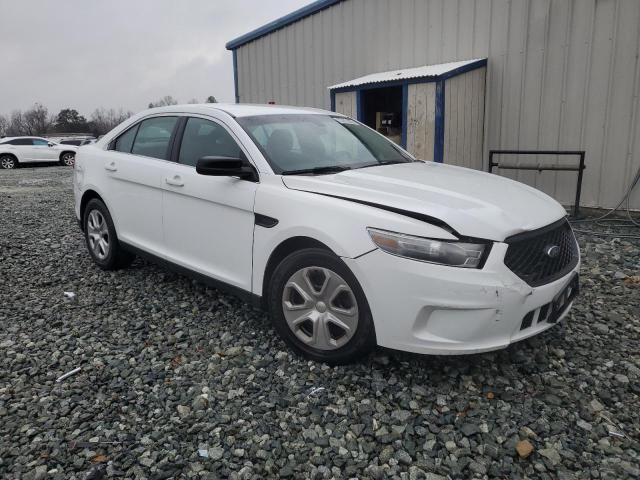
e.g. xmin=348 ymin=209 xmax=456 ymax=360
xmin=1 ymin=166 xmax=639 ymax=479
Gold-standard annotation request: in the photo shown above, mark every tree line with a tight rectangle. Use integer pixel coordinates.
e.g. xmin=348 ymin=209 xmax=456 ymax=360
xmin=0 ymin=95 xmax=218 ymax=138
xmin=0 ymin=104 xmax=134 ymax=138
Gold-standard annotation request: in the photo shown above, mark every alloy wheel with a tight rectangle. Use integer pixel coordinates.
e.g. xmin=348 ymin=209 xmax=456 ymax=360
xmin=87 ymin=210 xmax=110 ymax=260
xmin=281 ymin=266 xmax=359 ymax=350
xmin=1 ymin=157 xmax=16 ymax=169
xmin=62 ymin=152 xmax=75 ymax=166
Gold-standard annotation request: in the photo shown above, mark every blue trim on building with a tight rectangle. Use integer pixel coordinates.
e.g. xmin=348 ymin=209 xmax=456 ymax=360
xmin=401 ymin=84 xmax=408 ymax=149
xmin=330 ymin=91 xmax=336 ymax=112
xmin=438 ymin=58 xmax=487 ymax=81
xmin=226 ymin=0 xmax=344 ymax=50
xmin=232 ymin=50 xmax=240 ymax=104
xmin=356 ymin=90 xmax=364 ymax=122
xmin=434 ymin=81 xmax=445 ymax=163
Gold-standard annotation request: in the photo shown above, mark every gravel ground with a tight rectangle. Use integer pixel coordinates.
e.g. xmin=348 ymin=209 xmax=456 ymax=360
xmin=1 ymin=166 xmax=639 ymax=480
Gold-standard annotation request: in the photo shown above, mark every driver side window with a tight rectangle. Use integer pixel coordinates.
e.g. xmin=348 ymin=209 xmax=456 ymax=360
xmin=178 ymin=117 xmax=242 ymax=167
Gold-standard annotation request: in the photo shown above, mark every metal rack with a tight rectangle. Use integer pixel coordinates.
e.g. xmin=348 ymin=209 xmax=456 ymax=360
xmin=488 ymin=150 xmax=586 ymax=217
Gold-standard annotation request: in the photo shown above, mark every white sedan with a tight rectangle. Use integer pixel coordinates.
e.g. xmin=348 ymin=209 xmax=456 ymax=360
xmin=0 ymin=136 xmax=78 ymax=169
xmin=73 ymin=104 xmax=580 ymax=364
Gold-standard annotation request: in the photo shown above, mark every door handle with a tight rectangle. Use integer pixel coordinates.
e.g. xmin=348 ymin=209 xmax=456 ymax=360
xmin=165 ymin=175 xmax=184 ymax=187
xmin=104 ymin=162 xmax=117 ymax=172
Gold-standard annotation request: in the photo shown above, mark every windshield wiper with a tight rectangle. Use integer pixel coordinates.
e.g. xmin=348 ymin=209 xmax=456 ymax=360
xmin=356 ymin=160 xmax=409 ymax=169
xmin=281 ymin=165 xmax=352 ymax=175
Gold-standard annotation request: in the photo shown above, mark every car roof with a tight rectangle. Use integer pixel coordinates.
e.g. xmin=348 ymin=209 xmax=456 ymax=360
xmin=0 ymin=136 xmax=44 ymax=142
xmin=141 ymin=103 xmax=338 ymax=118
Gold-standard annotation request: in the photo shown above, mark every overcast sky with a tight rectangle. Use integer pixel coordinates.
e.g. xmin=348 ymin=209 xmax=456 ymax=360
xmin=0 ymin=0 xmax=309 ymax=117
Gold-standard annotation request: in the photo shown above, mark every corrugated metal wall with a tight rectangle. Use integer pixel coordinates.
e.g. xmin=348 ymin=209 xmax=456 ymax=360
xmin=443 ymin=67 xmax=486 ymax=169
xmin=234 ymin=0 xmax=640 ymax=209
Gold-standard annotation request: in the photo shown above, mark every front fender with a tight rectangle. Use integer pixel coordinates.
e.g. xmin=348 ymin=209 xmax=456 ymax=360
xmin=251 ymin=179 xmax=457 ymax=296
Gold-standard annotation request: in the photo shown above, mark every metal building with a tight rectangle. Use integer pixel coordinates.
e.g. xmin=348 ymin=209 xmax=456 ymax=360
xmin=226 ymin=0 xmax=640 ymax=210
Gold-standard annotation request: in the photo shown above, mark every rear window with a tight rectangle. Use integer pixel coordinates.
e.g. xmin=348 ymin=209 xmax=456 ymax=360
xmin=9 ymin=138 xmax=33 ymax=146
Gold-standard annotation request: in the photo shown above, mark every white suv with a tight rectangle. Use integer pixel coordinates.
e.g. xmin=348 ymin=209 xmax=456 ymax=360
xmin=73 ymin=104 xmax=580 ymax=364
xmin=0 ymin=137 xmax=78 ymax=169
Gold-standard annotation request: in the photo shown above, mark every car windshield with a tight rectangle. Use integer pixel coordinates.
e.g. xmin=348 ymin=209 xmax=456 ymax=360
xmin=236 ymin=114 xmax=413 ymax=174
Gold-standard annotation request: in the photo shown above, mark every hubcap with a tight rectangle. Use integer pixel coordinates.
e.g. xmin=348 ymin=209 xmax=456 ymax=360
xmin=87 ymin=210 xmax=110 ymax=260
xmin=62 ymin=153 xmax=75 ymax=166
xmin=1 ymin=157 xmax=15 ymax=169
xmin=282 ymin=267 xmax=359 ymax=350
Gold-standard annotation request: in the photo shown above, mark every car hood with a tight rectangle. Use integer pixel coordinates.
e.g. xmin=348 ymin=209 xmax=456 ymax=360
xmin=280 ymin=162 xmax=567 ymax=241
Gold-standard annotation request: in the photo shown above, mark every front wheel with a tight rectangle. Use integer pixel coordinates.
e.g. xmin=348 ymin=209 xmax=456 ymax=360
xmin=0 ymin=155 xmax=17 ymax=169
xmin=267 ymin=248 xmax=376 ymax=364
xmin=60 ymin=152 xmax=75 ymax=167
xmin=83 ymin=199 xmax=134 ymax=270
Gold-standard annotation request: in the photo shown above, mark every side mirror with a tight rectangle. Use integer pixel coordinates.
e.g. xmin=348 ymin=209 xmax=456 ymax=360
xmin=196 ymin=156 xmax=256 ymax=181
xmin=48 ymin=142 xmax=55 ymax=147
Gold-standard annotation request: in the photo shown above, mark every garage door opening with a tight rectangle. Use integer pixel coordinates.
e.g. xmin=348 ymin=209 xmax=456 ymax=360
xmin=360 ymin=86 xmax=403 ymax=146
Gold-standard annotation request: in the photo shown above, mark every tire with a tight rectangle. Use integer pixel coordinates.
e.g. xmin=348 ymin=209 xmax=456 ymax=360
xmin=83 ymin=199 xmax=134 ymax=270
xmin=0 ymin=155 xmax=18 ymax=169
xmin=60 ymin=151 xmax=75 ymax=167
xmin=267 ymin=248 xmax=376 ymax=364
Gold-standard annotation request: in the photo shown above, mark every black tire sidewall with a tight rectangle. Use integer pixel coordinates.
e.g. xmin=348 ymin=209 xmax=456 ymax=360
xmin=83 ymin=199 xmax=122 ymax=270
xmin=267 ymin=248 xmax=376 ymax=364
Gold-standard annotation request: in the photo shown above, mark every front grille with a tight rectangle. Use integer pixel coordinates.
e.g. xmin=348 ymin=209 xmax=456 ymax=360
xmin=504 ymin=219 xmax=578 ymax=287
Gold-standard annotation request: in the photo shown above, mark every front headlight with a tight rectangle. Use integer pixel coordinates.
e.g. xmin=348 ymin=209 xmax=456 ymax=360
xmin=367 ymin=228 xmax=487 ymax=268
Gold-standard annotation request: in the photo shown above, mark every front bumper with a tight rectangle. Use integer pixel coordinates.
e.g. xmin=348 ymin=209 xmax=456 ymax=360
xmin=344 ymin=242 xmax=580 ymax=355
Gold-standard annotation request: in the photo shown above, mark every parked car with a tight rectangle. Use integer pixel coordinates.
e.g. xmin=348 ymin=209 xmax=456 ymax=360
xmin=0 ymin=136 xmax=77 ymax=169
xmin=73 ymin=104 xmax=580 ymax=364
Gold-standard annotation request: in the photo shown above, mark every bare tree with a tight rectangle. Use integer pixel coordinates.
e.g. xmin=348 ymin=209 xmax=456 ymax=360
xmin=0 ymin=114 xmax=7 ymax=137
xmin=7 ymin=110 xmax=27 ymax=136
xmin=89 ymin=108 xmax=133 ymax=135
xmin=148 ymin=96 xmax=178 ymax=108
xmin=24 ymin=103 xmax=53 ymax=135
xmin=5 ymin=104 xmax=53 ymax=136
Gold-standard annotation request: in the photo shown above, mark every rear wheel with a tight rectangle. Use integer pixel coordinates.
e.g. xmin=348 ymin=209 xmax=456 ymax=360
xmin=83 ymin=199 xmax=134 ymax=270
xmin=0 ymin=155 xmax=17 ymax=169
xmin=267 ymin=248 xmax=376 ymax=364
xmin=60 ymin=152 xmax=75 ymax=167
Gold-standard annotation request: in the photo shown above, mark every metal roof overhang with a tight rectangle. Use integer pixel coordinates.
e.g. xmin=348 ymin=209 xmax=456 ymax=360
xmin=328 ymin=59 xmax=488 ymax=92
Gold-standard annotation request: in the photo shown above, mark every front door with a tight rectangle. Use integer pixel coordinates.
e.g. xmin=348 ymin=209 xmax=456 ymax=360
xmin=162 ymin=116 xmax=257 ymax=291
xmin=31 ymin=138 xmax=59 ymax=162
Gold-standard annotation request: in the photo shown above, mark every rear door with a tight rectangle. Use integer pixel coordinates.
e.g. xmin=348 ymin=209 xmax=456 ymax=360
xmin=161 ymin=115 xmax=258 ymax=291
xmin=103 ymin=115 xmax=179 ymax=255
xmin=10 ymin=138 xmax=35 ymax=161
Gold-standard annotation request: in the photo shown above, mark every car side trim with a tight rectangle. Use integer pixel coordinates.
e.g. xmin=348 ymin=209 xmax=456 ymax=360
xmin=255 ymin=213 xmax=278 ymax=228
xmin=120 ymin=241 xmax=263 ymax=308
